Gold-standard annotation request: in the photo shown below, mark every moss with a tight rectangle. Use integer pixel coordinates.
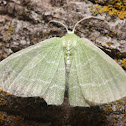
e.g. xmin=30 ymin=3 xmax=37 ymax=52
xmin=107 ymin=42 xmax=112 ymax=46
xmin=117 ymin=99 xmax=125 ymax=104
xmin=90 ymin=0 xmax=126 ymax=19
xmin=114 ymin=59 xmax=118 ymax=63
xmin=0 ymin=113 xmax=5 ymax=121
xmin=106 ymin=105 xmax=112 ymax=111
xmin=6 ymin=92 xmax=10 ymax=96
xmin=122 ymin=120 xmax=126 ymax=126
xmin=0 ymin=112 xmax=24 ymax=125
xmin=0 ymin=89 xmax=10 ymax=96
xmin=6 ymin=25 xmax=15 ymax=37
xmin=0 ymin=97 xmax=4 ymax=101
xmin=112 ymin=119 xmax=117 ymax=124
xmin=0 ymin=90 xmax=3 ymax=93
xmin=103 ymin=104 xmax=113 ymax=114
xmin=121 ymin=58 xmax=126 ymax=69
xmin=0 ymin=89 xmax=10 ymax=106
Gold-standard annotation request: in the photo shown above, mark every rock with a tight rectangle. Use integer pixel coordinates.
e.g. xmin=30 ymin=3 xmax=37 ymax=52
xmin=0 ymin=0 xmax=126 ymax=125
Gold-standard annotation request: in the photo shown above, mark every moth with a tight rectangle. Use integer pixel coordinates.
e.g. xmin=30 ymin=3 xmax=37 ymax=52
xmin=0 ymin=16 xmax=126 ymax=107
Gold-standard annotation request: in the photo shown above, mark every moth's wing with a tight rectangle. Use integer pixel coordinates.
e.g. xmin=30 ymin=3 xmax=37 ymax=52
xmin=69 ymin=38 xmax=126 ymax=106
xmin=68 ymin=53 xmax=90 ymax=107
xmin=0 ymin=37 xmax=65 ymax=105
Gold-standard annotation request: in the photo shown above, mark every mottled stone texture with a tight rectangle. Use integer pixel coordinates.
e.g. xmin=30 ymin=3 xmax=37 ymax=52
xmin=0 ymin=0 xmax=126 ymax=125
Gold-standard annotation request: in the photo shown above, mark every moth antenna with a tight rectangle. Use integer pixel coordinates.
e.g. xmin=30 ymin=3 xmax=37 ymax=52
xmin=72 ymin=16 xmax=107 ymax=33
xmin=49 ymin=20 xmax=69 ymax=33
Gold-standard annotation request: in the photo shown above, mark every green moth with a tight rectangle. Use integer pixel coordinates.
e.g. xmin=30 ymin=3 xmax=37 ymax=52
xmin=0 ymin=17 xmax=126 ymax=107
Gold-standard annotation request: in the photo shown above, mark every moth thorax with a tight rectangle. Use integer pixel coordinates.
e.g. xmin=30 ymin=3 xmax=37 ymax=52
xmin=66 ymin=40 xmax=71 ymax=73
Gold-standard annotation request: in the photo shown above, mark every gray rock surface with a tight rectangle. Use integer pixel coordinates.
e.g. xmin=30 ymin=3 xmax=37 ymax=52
xmin=0 ymin=0 xmax=126 ymax=125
